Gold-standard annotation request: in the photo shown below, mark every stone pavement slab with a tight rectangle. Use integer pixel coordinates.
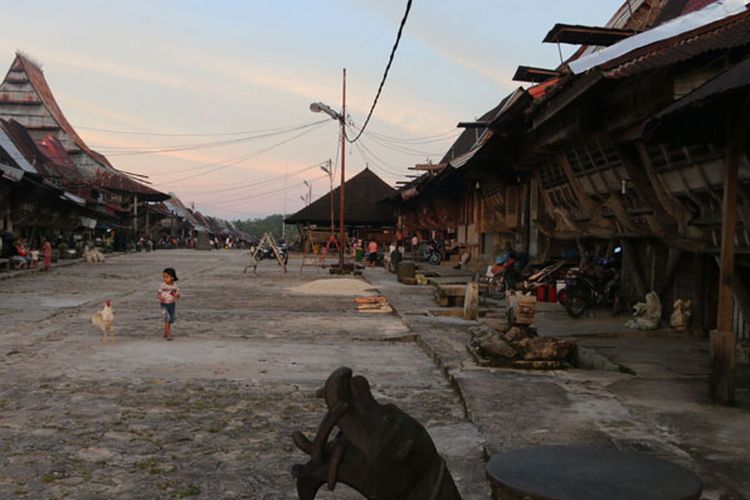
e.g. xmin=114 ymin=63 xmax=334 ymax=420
xmin=0 ymin=251 xmax=488 ymax=499
xmin=364 ymin=266 xmax=750 ymax=499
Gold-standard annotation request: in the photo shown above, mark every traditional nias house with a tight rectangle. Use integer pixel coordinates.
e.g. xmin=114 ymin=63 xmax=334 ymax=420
xmin=0 ymin=52 xmax=168 ymax=236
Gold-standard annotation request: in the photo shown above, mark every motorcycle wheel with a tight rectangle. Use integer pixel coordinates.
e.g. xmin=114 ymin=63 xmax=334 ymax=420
xmin=564 ymin=288 xmax=589 ymax=319
xmin=428 ymin=252 xmax=442 ymax=265
xmin=488 ymin=279 xmax=506 ymax=299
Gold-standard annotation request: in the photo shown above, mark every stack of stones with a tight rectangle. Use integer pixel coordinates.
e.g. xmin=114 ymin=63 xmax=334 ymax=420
xmin=468 ymin=324 xmax=577 ymax=369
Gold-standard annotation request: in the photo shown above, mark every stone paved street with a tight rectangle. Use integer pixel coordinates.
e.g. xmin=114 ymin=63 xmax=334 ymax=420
xmin=0 ymin=250 xmax=487 ymax=499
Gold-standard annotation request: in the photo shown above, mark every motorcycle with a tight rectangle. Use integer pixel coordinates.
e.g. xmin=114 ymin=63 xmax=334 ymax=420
xmin=560 ymin=260 xmax=620 ymax=318
xmin=485 ymin=254 xmax=521 ymax=299
xmin=253 ymin=243 xmax=289 ymax=265
xmin=486 ymin=254 xmax=563 ymax=300
xmin=421 ymin=240 xmax=443 ymax=265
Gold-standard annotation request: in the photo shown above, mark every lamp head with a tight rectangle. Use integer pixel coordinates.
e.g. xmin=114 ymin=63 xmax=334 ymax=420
xmin=309 ymin=102 xmax=340 ymax=121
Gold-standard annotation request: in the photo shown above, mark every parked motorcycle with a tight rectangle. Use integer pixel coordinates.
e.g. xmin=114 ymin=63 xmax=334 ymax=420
xmin=421 ymin=240 xmax=443 ymax=265
xmin=486 ymin=255 xmax=563 ymax=300
xmin=560 ymin=260 xmax=620 ymax=318
xmin=253 ymin=243 xmax=289 ymax=265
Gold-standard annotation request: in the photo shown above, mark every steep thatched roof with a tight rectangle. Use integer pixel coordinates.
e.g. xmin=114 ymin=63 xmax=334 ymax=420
xmin=285 ymin=168 xmax=396 ymax=227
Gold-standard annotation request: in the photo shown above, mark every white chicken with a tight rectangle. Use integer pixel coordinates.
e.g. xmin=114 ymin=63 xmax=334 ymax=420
xmin=91 ymin=300 xmax=115 ymax=343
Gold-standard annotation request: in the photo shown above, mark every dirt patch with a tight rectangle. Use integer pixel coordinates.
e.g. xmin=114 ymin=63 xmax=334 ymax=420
xmin=287 ymin=278 xmax=377 ymax=297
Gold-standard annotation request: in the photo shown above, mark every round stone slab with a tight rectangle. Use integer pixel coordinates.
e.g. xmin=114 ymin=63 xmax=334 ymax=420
xmin=487 ymin=445 xmax=702 ymax=500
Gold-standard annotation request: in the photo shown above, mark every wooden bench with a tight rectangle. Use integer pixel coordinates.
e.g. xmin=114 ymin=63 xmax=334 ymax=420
xmin=0 ymin=257 xmax=10 ymax=272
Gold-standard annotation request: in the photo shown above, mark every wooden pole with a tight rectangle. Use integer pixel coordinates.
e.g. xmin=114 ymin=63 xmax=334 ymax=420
xmin=328 ymin=159 xmax=335 ymax=237
xmin=711 ymin=91 xmax=750 ymax=404
xmin=712 ymin=146 xmax=739 ymax=404
xmin=145 ymin=202 xmax=150 ymax=240
xmin=133 ymin=193 xmax=138 ymax=237
xmin=339 ymin=68 xmax=346 ymax=269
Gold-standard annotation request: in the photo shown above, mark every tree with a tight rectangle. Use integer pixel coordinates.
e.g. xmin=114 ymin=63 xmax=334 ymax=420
xmin=233 ymin=214 xmax=298 ymax=243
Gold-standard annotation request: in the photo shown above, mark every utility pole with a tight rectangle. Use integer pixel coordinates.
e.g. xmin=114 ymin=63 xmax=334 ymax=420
xmin=339 ymin=68 xmax=346 ymax=269
xmin=328 ymin=159 xmax=334 ymax=236
xmin=282 ymin=164 xmax=287 ymax=239
xmin=308 ymin=68 xmax=347 ymax=270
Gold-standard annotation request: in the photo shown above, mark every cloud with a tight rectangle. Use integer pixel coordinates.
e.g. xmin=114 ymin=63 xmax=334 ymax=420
xmin=14 ymin=39 xmax=462 ymax=138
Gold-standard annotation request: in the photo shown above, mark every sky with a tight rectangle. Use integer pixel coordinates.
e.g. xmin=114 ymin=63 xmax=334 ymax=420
xmin=0 ymin=1 xmax=618 ymax=220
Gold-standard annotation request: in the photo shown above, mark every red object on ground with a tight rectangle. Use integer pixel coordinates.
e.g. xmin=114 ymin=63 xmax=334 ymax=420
xmin=547 ymin=285 xmax=557 ymax=303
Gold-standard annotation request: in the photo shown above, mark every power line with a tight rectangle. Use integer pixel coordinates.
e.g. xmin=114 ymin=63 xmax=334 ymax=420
xmin=183 ymin=160 xmax=329 ymax=198
xmin=79 ymin=121 xmax=326 ymax=138
xmin=150 ymin=122 xmax=330 ymax=187
xmin=345 ymin=0 xmax=413 ymax=144
xmin=93 ymin=120 xmax=330 ymax=156
xmin=364 ymin=127 xmax=460 ymax=145
xmin=351 ymin=135 xmax=406 ymax=178
xmin=207 ymin=173 xmax=329 ymax=208
xmin=362 ymin=130 xmax=445 ymax=157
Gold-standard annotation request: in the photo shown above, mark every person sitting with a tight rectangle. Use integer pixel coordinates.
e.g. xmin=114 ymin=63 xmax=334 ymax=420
xmin=367 ymin=240 xmax=379 ymax=267
xmin=11 ymin=241 xmax=28 ymax=269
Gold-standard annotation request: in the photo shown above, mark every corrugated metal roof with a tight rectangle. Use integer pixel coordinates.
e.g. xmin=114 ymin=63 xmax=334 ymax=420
xmin=0 ymin=162 xmax=23 ymax=182
xmin=94 ymin=170 xmax=169 ymax=201
xmin=164 ymin=194 xmax=208 ymax=232
xmin=0 ymin=123 xmax=37 ymax=174
xmin=569 ymin=0 xmax=748 ymax=74
xmin=602 ymin=6 xmax=750 ymax=78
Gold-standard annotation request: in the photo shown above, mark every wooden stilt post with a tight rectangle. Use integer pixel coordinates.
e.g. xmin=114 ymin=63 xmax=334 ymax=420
xmin=711 ymin=148 xmax=739 ymax=404
xmin=711 ymin=92 xmax=750 ymax=404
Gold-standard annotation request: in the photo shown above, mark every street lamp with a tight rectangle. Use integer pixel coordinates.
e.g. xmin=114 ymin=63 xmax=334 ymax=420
xmin=310 ymin=68 xmax=347 ymax=269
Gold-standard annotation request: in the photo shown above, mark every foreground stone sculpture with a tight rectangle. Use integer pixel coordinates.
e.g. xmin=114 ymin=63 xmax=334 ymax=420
xmin=292 ymin=367 xmax=462 ymax=500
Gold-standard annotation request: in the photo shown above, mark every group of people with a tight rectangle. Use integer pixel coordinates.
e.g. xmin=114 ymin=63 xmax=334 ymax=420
xmin=352 ymin=239 xmax=381 ymax=267
xmin=1 ymin=232 xmax=52 ymax=271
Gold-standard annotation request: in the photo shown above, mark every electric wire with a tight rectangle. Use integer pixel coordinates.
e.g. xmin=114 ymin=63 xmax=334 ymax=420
xmin=362 ymin=130 xmax=446 ymax=157
xmin=345 ymin=0 xmax=413 ymax=143
xmin=183 ymin=160 xmax=330 ymax=198
xmin=351 ymin=129 xmax=409 ymax=176
xmin=150 ymin=122 xmax=330 ymax=187
xmin=93 ymin=120 xmax=330 ymax=156
xmin=208 ymin=173 xmax=330 ymax=208
xmin=351 ymin=135 xmax=405 ymax=178
xmin=79 ymin=121 xmax=325 ymax=138
xmin=363 ymin=127 xmax=460 ymax=144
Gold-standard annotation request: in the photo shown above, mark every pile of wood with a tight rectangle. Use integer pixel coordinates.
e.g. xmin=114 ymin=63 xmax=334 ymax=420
xmin=355 ymin=296 xmax=393 ymax=314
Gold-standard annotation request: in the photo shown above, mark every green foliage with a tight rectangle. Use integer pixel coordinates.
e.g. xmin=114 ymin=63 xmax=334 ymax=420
xmin=233 ymin=214 xmax=298 ymax=242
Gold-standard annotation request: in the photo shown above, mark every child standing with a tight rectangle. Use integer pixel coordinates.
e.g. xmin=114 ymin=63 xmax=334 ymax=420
xmin=157 ymin=267 xmax=181 ymax=340
xmin=29 ymin=247 xmax=40 ymax=268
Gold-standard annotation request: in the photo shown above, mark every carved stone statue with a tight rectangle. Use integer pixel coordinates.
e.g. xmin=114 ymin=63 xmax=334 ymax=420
xmin=292 ymin=367 xmax=462 ymax=500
